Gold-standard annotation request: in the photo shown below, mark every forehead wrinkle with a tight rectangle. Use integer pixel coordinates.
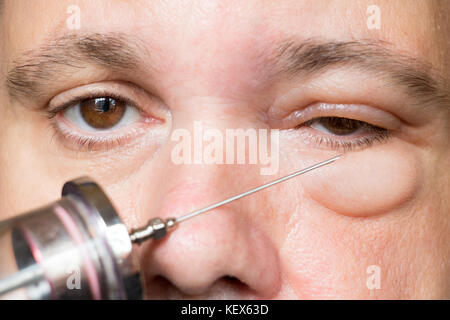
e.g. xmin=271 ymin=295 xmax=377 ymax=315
xmin=6 ymin=32 xmax=147 ymax=100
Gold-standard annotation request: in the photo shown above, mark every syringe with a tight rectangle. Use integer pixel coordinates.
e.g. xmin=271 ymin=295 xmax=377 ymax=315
xmin=0 ymin=154 xmax=340 ymax=300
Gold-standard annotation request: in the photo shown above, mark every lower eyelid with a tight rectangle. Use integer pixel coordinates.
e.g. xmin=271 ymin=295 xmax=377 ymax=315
xmin=293 ymin=125 xmax=390 ymax=151
xmin=49 ymin=110 xmax=150 ymax=152
xmin=50 ymin=119 xmax=149 ymax=152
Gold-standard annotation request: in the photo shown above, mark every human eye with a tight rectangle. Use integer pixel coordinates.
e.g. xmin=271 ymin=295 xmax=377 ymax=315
xmin=62 ymin=96 xmax=140 ymax=130
xmin=281 ymin=103 xmax=401 ymax=151
xmin=47 ymin=82 xmax=166 ymax=152
xmin=297 ymin=116 xmax=389 ymax=151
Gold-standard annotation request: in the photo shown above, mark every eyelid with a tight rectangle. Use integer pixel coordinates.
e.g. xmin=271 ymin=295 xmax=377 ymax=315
xmin=278 ymin=103 xmax=402 ymax=130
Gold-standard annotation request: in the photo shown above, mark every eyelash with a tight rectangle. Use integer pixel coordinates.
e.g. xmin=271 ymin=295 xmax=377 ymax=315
xmin=50 ymin=123 xmax=145 ymax=152
xmin=296 ymin=117 xmax=390 ymax=151
xmin=46 ymin=92 xmax=140 ymax=120
xmin=47 ymin=92 xmax=147 ymax=152
xmin=48 ymin=91 xmax=390 ymax=153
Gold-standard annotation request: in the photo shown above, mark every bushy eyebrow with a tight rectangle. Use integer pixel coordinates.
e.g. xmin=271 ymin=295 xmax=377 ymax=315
xmin=274 ymin=38 xmax=450 ymax=107
xmin=6 ymin=32 xmax=146 ymax=100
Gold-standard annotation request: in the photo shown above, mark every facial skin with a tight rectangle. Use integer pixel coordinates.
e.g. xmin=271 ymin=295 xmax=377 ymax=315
xmin=0 ymin=0 xmax=449 ymax=299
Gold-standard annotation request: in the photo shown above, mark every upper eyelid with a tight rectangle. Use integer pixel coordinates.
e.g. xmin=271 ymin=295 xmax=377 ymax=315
xmin=275 ymin=103 xmax=402 ymax=130
xmin=47 ymin=91 xmax=140 ymax=120
xmin=47 ymin=80 xmax=150 ymax=109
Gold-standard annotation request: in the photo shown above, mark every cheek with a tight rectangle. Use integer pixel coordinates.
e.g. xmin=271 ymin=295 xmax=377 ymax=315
xmin=301 ymin=146 xmax=422 ymax=217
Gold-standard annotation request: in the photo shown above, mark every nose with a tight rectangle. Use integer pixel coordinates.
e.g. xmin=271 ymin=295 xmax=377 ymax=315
xmin=139 ymin=177 xmax=281 ymax=299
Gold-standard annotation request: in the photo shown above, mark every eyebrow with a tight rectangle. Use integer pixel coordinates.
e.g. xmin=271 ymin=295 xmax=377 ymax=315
xmin=5 ymin=33 xmax=449 ymax=108
xmin=6 ymin=32 xmax=146 ymax=100
xmin=274 ymin=38 xmax=449 ymax=107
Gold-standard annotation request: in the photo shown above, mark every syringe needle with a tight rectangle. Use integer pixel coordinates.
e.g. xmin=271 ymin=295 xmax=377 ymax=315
xmin=175 ymin=154 xmax=342 ymax=224
xmin=130 ymin=154 xmax=341 ymax=244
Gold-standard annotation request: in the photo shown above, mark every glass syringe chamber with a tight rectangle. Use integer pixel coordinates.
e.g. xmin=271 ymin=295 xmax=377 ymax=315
xmin=0 ymin=177 xmax=142 ymax=300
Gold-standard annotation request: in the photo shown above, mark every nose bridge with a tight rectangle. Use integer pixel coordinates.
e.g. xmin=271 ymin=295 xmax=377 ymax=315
xmin=155 ymin=164 xmax=238 ymax=220
xmin=131 ymin=94 xmax=258 ymax=226
xmin=170 ymin=95 xmax=252 ymax=124
xmin=152 ymin=98 xmax=265 ymax=212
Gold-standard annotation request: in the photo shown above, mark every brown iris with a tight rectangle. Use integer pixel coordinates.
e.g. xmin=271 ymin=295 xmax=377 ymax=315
xmin=80 ymin=97 xmax=126 ymax=129
xmin=316 ymin=117 xmax=365 ymax=136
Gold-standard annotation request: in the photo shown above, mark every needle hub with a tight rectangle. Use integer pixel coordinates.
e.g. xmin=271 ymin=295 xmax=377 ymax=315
xmin=129 ymin=217 xmax=178 ymax=244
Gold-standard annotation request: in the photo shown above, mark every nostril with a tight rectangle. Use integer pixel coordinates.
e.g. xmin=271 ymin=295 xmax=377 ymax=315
xmin=221 ymin=275 xmax=249 ymax=291
xmin=146 ymin=275 xmax=189 ymax=299
xmin=207 ymin=276 xmax=254 ymax=299
xmin=152 ymin=275 xmax=171 ymax=287
xmin=145 ymin=275 xmax=252 ymax=299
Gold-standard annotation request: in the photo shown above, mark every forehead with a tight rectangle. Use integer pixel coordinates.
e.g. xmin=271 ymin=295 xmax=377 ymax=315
xmin=2 ymin=0 xmax=440 ymax=51
xmin=1 ymin=0 xmax=445 ymax=97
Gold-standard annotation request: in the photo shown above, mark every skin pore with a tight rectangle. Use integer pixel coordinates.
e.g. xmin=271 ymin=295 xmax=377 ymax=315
xmin=0 ymin=0 xmax=449 ymax=299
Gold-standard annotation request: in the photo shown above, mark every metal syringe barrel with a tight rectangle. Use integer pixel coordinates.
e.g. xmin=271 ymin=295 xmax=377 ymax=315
xmin=0 ymin=177 xmax=142 ymax=300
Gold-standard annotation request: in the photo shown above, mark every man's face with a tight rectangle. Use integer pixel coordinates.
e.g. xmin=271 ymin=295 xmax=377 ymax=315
xmin=0 ymin=0 xmax=449 ymax=299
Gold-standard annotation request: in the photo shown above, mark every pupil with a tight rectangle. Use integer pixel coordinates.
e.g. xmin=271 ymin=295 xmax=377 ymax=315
xmin=323 ymin=117 xmax=362 ymax=135
xmin=95 ymin=97 xmax=115 ymax=113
